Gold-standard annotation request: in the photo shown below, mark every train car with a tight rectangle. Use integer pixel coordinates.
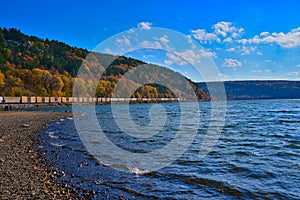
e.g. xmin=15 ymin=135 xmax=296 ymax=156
xmin=30 ymin=97 xmax=36 ymax=103
xmin=21 ymin=96 xmax=29 ymax=103
xmin=97 ymin=98 xmax=111 ymax=103
xmin=43 ymin=97 xmax=50 ymax=103
xmin=62 ymin=97 xmax=73 ymax=103
xmin=68 ymin=97 xmax=73 ymax=103
xmin=82 ymin=97 xmax=88 ymax=103
xmin=72 ymin=97 xmax=79 ymax=103
xmin=22 ymin=96 xmax=36 ymax=103
xmin=36 ymin=97 xmax=43 ymax=103
xmin=110 ymin=98 xmax=117 ymax=102
xmin=73 ymin=97 xmax=85 ymax=103
xmin=125 ymin=98 xmax=130 ymax=101
xmin=3 ymin=96 xmax=21 ymax=103
xmin=49 ymin=97 xmax=55 ymax=103
xmin=87 ymin=97 xmax=93 ymax=103
xmin=36 ymin=96 xmax=50 ymax=103
xmin=50 ymin=97 xmax=61 ymax=103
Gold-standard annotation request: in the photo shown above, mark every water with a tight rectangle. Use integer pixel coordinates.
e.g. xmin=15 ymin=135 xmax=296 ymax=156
xmin=36 ymin=99 xmax=300 ymax=199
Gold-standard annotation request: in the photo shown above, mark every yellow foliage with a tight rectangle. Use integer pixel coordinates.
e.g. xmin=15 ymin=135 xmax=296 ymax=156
xmin=0 ymin=71 xmax=5 ymax=88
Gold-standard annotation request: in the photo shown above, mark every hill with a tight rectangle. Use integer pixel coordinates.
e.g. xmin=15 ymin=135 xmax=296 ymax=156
xmin=198 ymin=80 xmax=300 ymax=100
xmin=0 ymin=27 xmax=209 ymax=100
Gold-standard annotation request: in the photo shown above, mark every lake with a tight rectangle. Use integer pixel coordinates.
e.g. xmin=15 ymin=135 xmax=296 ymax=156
xmin=36 ymin=99 xmax=300 ymax=199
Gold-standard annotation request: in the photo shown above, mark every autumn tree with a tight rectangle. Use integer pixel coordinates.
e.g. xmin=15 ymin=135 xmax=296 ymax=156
xmin=96 ymin=80 xmax=116 ymax=97
xmin=0 ymin=71 xmax=5 ymax=94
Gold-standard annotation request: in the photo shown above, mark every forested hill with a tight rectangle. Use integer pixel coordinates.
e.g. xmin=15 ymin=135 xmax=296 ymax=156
xmin=0 ymin=27 xmax=209 ymax=100
xmin=198 ymin=80 xmax=300 ymax=100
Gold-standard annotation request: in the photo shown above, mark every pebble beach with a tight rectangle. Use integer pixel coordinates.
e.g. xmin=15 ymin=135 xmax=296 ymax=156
xmin=0 ymin=111 xmax=81 ymax=199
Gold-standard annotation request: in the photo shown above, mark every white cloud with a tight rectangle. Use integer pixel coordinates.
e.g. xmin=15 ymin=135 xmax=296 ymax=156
xmin=165 ymin=52 xmax=188 ymax=66
xmin=190 ymin=22 xmax=300 ymax=50
xmin=260 ymin=31 xmax=270 ymax=36
xmin=164 ymin=59 xmax=173 ymax=66
xmin=164 ymin=49 xmax=215 ymax=66
xmin=241 ymin=46 xmax=256 ymax=55
xmin=257 ymin=51 xmax=263 ymax=55
xmin=140 ymin=40 xmax=162 ymax=49
xmin=105 ymin=47 xmax=112 ymax=54
xmin=223 ymin=37 xmax=233 ymax=43
xmin=154 ymin=35 xmax=171 ymax=50
xmin=226 ymin=47 xmax=235 ymax=52
xmin=297 ymin=64 xmax=300 ymax=67
xmin=239 ymin=27 xmax=300 ymax=48
xmin=173 ymin=50 xmax=201 ymax=65
xmin=251 ymin=70 xmax=262 ymax=73
xmin=158 ymin=35 xmax=169 ymax=44
xmin=213 ymin=21 xmax=244 ymax=38
xmin=238 ymin=39 xmax=248 ymax=45
xmin=191 ymin=29 xmax=220 ymax=43
xmin=238 ymin=28 xmax=245 ymax=34
xmin=288 ymin=71 xmax=298 ymax=76
xmin=265 ymin=69 xmax=271 ymax=73
xmin=142 ymin=54 xmax=155 ymax=59
xmin=198 ymin=49 xmax=216 ymax=57
xmin=128 ymin=29 xmax=135 ymax=33
xmin=137 ymin=22 xmax=152 ymax=30
xmin=223 ymin=58 xmax=242 ymax=68
xmin=115 ymin=36 xmax=131 ymax=46
xmin=191 ymin=21 xmax=244 ymax=44
xmin=186 ymin=35 xmax=197 ymax=49
xmin=213 ymin=22 xmax=232 ymax=37
xmin=218 ymin=73 xmax=230 ymax=80
xmin=265 ymin=59 xmax=273 ymax=63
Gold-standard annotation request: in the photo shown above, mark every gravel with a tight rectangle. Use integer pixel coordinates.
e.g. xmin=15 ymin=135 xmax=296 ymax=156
xmin=0 ymin=111 xmax=82 ymax=199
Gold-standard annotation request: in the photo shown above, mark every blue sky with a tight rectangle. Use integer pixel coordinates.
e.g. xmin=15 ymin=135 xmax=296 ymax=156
xmin=1 ymin=0 xmax=300 ymax=81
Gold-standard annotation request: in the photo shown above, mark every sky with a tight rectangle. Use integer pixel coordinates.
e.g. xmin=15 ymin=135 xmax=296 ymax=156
xmin=1 ymin=0 xmax=300 ymax=81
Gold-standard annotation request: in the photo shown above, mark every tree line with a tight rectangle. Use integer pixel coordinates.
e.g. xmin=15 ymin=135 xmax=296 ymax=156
xmin=0 ymin=27 xmax=209 ymax=100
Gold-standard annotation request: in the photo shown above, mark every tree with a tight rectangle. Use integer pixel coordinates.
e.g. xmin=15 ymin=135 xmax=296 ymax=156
xmin=0 ymin=30 xmax=6 ymax=47
xmin=49 ymin=75 xmax=64 ymax=96
xmin=0 ymin=71 xmax=5 ymax=95
xmin=0 ymin=71 xmax=5 ymax=87
xmin=96 ymin=80 xmax=116 ymax=97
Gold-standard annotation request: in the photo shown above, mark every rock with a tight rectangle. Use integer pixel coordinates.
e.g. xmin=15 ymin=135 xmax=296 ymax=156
xmin=22 ymin=124 xmax=29 ymax=128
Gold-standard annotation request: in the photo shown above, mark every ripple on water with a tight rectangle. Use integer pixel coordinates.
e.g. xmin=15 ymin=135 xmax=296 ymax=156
xmin=35 ymin=100 xmax=300 ymax=199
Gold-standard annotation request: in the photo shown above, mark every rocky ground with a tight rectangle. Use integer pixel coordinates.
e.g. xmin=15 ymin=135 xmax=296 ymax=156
xmin=0 ymin=111 xmax=82 ymax=199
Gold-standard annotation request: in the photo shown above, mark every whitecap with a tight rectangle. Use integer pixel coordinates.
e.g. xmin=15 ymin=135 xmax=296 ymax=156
xmin=48 ymin=134 xmax=58 ymax=139
xmin=49 ymin=142 xmax=65 ymax=147
xmin=47 ymin=131 xmax=58 ymax=138
xmin=129 ymin=166 xmax=151 ymax=175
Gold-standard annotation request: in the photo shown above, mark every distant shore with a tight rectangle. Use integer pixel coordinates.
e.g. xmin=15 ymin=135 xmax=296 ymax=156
xmin=0 ymin=111 xmax=80 ymax=199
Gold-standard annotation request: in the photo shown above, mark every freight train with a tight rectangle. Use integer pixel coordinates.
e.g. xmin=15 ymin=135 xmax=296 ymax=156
xmin=0 ymin=96 xmax=181 ymax=104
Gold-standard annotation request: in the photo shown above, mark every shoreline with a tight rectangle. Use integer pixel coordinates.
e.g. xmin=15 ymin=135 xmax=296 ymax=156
xmin=0 ymin=111 xmax=81 ymax=199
